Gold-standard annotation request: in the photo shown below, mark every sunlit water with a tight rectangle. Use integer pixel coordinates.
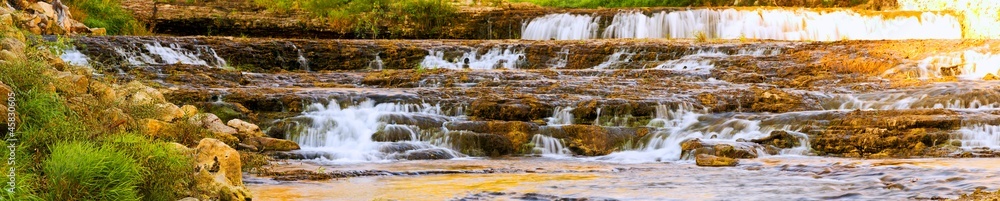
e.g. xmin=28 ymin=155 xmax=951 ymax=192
xmin=248 ymin=157 xmax=1000 ymax=200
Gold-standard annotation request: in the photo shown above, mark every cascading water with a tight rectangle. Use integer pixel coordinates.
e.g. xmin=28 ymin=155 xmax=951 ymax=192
xmin=523 ymin=9 xmax=962 ymax=41
xmin=113 ymin=41 xmax=228 ymax=68
xmin=546 ymin=106 xmax=574 ymax=126
xmin=904 ymin=50 xmax=1000 ymax=80
xmin=60 ymin=47 xmax=90 ymax=67
xmin=957 ymin=124 xmax=1000 ymax=149
xmin=593 ymin=49 xmax=635 ymax=69
xmin=291 ymin=43 xmax=310 ymax=71
xmin=521 ymin=13 xmax=601 ymax=40
xmin=602 ymin=104 xmax=796 ymax=162
xmin=290 ymin=100 xmax=463 ymax=163
xmin=420 ymin=46 xmax=525 ymax=69
xmin=530 ymin=134 xmax=573 ymax=157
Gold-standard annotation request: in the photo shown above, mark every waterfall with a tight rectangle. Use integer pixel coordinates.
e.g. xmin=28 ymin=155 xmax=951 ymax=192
xmin=291 ymin=43 xmax=309 ymax=71
xmin=521 ymin=13 xmax=600 ymax=40
xmin=290 ymin=100 xmax=463 ymax=163
xmin=546 ymin=107 xmax=574 ymax=126
xmin=594 ymin=49 xmax=635 ymax=69
xmin=370 ymin=54 xmax=384 ymax=70
xmin=654 ymin=49 xmax=728 ymax=73
xmin=60 ymin=47 xmax=90 ymax=67
xmin=909 ymin=50 xmax=1000 ymax=80
xmin=111 ymin=41 xmax=228 ymax=68
xmin=602 ymin=104 xmax=779 ymax=162
xmin=957 ymin=124 xmax=1000 ymax=149
xmin=523 ymin=9 xmax=962 ymax=41
xmin=420 ymin=46 xmax=525 ymax=69
xmin=531 ymin=134 xmax=573 ymax=157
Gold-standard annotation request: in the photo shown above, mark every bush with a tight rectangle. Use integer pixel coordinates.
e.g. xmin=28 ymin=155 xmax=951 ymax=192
xmin=43 ymin=141 xmax=143 ymax=201
xmin=63 ymin=0 xmax=148 ymax=35
xmin=251 ymin=0 xmax=457 ymax=38
xmin=103 ymin=133 xmax=194 ymax=201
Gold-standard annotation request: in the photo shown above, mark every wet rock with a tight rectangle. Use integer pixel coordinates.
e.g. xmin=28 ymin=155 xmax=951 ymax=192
xmin=371 ymin=125 xmax=420 ymax=142
xmin=751 ymin=130 xmax=801 ymax=149
xmin=446 ymin=131 xmax=516 ymax=157
xmin=695 ymin=154 xmax=737 ymax=167
xmin=378 ymin=113 xmax=448 ymax=129
xmin=445 ymin=121 xmax=537 ymax=154
xmin=681 ymin=138 xmax=769 ymax=159
xmin=192 ymin=138 xmax=251 ymax=201
xmin=538 ymin=125 xmax=645 ymax=156
xmin=398 ymin=148 xmax=457 ymax=160
xmin=243 ymin=136 xmax=299 ymax=151
xmin=811 ymin=109 xmax=957 ymax=158
xmin=265 ymin=116 xmax=311 ymax=139
xmin=197 ymin=101 xmax=254 ymax=123
xmin=469 ymin=95 xmax=551 ymax=121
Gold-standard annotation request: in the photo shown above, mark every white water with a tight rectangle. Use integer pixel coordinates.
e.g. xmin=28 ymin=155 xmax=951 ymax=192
xmin=903 ymin=50 xmax=1000 ymax=80
xmin=370 ymin=54 xmax=384 ymax=70
xmin=654 ymin=49 xmax=728 ymax=73
xmin=957 ymin=124 xmax=1000 ymax=149
xmin=292 ymin=44 xmax=310 ymax=71
xmin=420 ymin=46 xmax=525 ymax=69
xmin=603 ymin=104 xmax=778 ymax=163
xmin=292 ymin=100 xmax=462 ymax=163
xmin=114 ymin=42 xmax=228 ymax=68
xmin=524 ymin=9 xmax=962 ymax=41
xmin=546 ymin=107 xmax=574 ymax=126
xmin=531 ymin=134 xmax=573 ymax=157
xmin=522 ymin=13 xmax=600 ymax=40
xmin=593 ymin=49 xmax=635 ymax=69
xmin=60 ymin=47 xmax=90 ymax=67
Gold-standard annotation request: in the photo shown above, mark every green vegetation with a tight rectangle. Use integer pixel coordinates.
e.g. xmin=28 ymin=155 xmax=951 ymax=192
xmin=43 ymin=141 xmax=143 ymax=201
xmin=64 ymin=0 xmax=149 ymax=35
xmin=510 ymin=0 xmax=883 ymax=8
xmin=253 ymin=0 xmax=457 ymax=38
xmin=0 ymin=30 xmax=191 ymax=200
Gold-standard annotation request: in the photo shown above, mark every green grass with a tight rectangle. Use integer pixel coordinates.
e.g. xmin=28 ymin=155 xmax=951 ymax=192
xmin=0 ymin=29 xmax=192 ymax=200
xmin=43 ymin=141 xmax=143 ymax=201
xmin=64 ymin=0 xmax=149 ymax=35
xmin=252 ymin=0 xmax=457 ymax=38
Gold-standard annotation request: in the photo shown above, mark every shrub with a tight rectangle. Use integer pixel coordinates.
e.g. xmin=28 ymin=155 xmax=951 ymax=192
xmin=43 ymin=141 xmax=143 ymax=201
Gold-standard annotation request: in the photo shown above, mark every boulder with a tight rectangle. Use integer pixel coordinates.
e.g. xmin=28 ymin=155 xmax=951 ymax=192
xmin=985 ymin=73 xmax=999 ymax=81
xmin=751 ymin=130 xmax=801 ymax=149
xmin=695 ymin=154 xmax=737 ymax=167
xmin=139 ymin=118 xmax=167 ymax=137
xmin=181 ymin=105 xmax=198 ymax=117
xmin=101 ymin=107 xmax=132 ymax=131
xmin=155 ymin=103 xmax=184 ymax=122
xmin=244 ymin=136 xmax=300 ymax=151
xmin=226 ymin=119 xmax=263 ymax=137
xmin=117 ymin=81 xmax=166 ymax=105
xmin=0 ymin=50 xmax=18 ymax=61
xmin=399 ymin=148 xmax=457 ymax=160
xmin=191 ymin=113 xmax=238 ymax=136
xmin=680 ymin=138 xmax=771 ymax=159
xmin=1 ymin=37 xmax=24 ymax=53
xmin=53 ymin=71 xmax=87 ymax=95
xmin=192 ymin=138 xmax=251 ymax=201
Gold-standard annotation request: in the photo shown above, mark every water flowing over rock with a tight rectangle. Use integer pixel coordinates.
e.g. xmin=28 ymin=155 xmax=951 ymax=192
xmin=284 ymin=100 xmax=464 ymax=163
xmin=420 ymin=46 xmax=526 ymax=69
xmin=523 ymin=9 xmax=962 ymax=41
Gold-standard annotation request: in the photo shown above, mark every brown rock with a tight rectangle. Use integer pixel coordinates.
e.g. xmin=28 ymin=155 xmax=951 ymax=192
xmin=751 ymin=130 xmax=801 ymax=149
xmin=117 ymin=81 xmax=165 ymax=105
xmin=181 ymin=105 xmax=199 ymax=117
xmin=245 ymin=136 xmax=300 ymax=151
xmin=0 ymin=50 xmax=17 ymax=62
xmin=53 ymin=71 xmax=87 ymax=95
xmin=226 ymin=119 xmax=262 ymax=137
xmin=193 ymin=138 xmax=251 ymax=201
xmin=155 ymin=103 xmax=184 ymax=122
xmin=139 ymin=118 xmax=167 ymax=137
xmin=695 ymin=154 xmax=737 ymax=167
xmin=191 ymin=113 xmax=238 ymax=136
xmin=89 ymin=81 xmax=116 ymax=102
xmin=0 ymin=81 xmax=14 ymax=127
